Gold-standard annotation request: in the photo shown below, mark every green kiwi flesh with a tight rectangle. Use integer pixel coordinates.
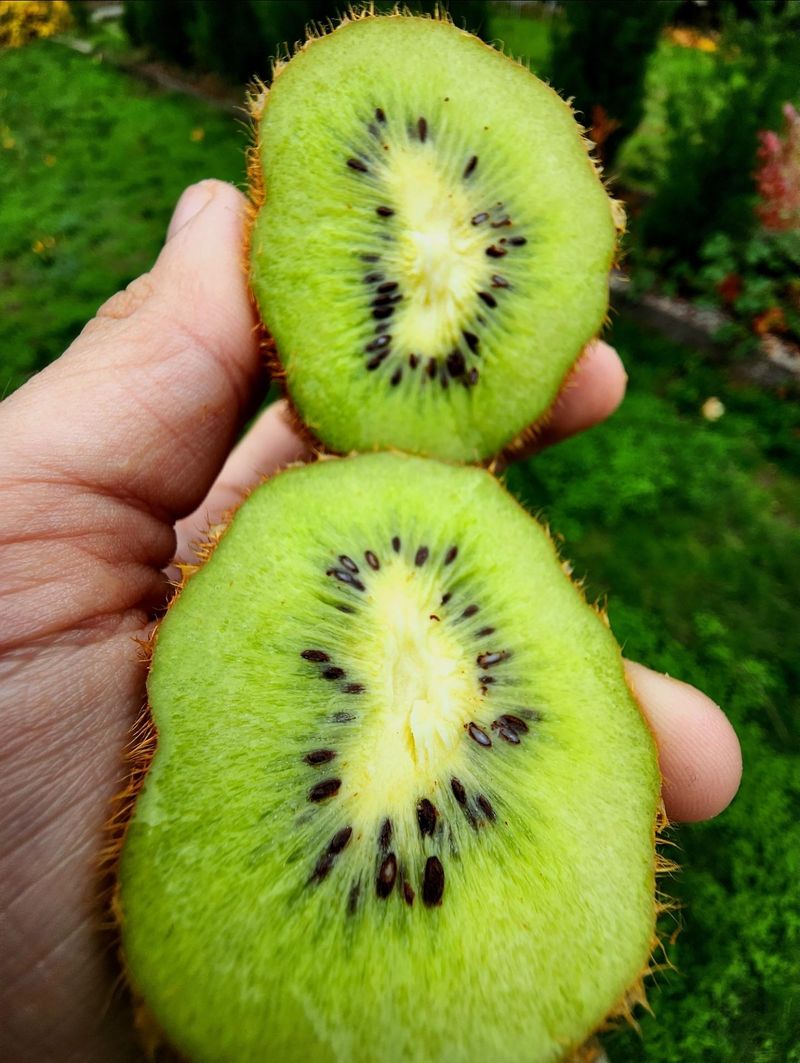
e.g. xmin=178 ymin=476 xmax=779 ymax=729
xmin=248 ymin=15 xmax=619 ymax=463
xmin=119 ymin=453 xmax=658 ymax=1062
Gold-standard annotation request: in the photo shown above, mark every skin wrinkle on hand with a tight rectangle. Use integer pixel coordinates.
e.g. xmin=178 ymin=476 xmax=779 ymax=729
xmin=0 ymin=179 xmax=742 ymax=1062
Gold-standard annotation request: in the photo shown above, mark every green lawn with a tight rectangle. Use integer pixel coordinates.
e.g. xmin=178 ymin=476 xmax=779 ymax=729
xmin=2 ymin=38 xmax=799 ymax=1062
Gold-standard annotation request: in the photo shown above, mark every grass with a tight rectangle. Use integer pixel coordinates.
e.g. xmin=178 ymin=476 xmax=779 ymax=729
xmin=0 ymin=40 xmax=246 ymax=397
xmin=2 ymin=35 xmax=799 ymax=1062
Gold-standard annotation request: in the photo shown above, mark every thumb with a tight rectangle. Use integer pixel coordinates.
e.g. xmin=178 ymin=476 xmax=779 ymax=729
xmin=0 ymin=180 xmax=264 ymax=523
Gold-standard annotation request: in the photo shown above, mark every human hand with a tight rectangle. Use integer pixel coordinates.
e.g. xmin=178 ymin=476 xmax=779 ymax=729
xmin=0 ymin=180 xmax=742 ymax=1062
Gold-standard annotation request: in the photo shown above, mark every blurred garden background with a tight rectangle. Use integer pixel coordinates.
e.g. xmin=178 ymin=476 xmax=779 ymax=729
xmin=1 ymin=0 xmax=798 ymax=1059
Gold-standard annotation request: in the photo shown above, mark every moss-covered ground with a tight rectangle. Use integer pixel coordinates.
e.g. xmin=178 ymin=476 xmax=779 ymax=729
xmin=1 ymin=39 xmax=798 ymax=1062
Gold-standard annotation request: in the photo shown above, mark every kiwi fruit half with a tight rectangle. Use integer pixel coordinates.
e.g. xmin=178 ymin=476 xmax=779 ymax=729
xmin=118 ymin=452 xmax=659 ymax=1062
xmin=248 ymin=14 xmax=621 ymax=463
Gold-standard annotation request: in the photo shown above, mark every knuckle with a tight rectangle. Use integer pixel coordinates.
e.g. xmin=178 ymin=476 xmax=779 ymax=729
xmin=95 ymin=273 xmax=157 ymax=323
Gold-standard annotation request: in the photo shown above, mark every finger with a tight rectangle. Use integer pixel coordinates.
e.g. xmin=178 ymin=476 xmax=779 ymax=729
xmin=625 ymin=661 xmax=742 ymax=823
xmin=510 ymin=339 xmax=628 ymax=460
xmin=174 ymin=399 xmax=311 ymax=563
xmin=1 ymin=180 xmax=264 ymax=531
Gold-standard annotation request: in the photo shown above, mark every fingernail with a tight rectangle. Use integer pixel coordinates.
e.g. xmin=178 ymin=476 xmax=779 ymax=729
xmin=167 ymin=181 xmax=216 ymax=241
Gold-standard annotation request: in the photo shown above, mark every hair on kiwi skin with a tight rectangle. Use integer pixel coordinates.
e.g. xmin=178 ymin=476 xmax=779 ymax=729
xmin=108 ymin=452 xmax=671 ymax=1062
xmin=244 ymin=7 xmax=626 ymax=465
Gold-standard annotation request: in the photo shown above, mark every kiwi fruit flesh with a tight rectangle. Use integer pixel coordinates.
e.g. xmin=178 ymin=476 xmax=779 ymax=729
xmin=248 ymin=14 xmax=620 ymax=463
xmin=118 ymin=452 xmax=659 ymax=1062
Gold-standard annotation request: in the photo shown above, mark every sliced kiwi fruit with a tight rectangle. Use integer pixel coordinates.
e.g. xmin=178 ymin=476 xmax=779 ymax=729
xmin=248 ymin=14 xmax=622 ymax=463
xmin=118 ymin=452 xmax=659 ymax=1062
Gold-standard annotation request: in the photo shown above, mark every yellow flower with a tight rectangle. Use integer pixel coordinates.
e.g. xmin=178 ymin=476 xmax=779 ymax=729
xmin=190 ymin=128 xmax=206 ymax=142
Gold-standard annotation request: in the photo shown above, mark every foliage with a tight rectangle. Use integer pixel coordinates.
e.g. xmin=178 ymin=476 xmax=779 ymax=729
xmin=0 ymin=41 xmax=244 ymax=396
xmin=630 ymin=4 xmax=800 ymax=266
xmin=756 ymin=102 xmax=800 ymax=232
xmin=0 ymin=0 xmax=70 ymax=49
xmin=122 ymin=1 xmax=489 ymax=84
xmin=2 ymin=37 xmax=800 ymax=1063
xmin=549 ymin=0 xmax=678 ymax=164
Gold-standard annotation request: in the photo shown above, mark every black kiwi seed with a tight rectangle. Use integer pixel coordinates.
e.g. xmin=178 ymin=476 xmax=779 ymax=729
xmin=408 ymin=353 xmax=419 ymax=369
xmin=417 ymin=116 xmax=428 ymax=142
xmin=339 ymin=555 xmax=359 ymax=573
xmin=376 ymin=281 xmax=398 ymax=294
xmin=467 ymin=722 xmax=492 ymax=748
xmin=361 ymin=253 xmax=380 ymax=262
xmin=347 ymin=157 xmax=369 ymax=173
xmin=347 ymin=882 xmax=360 ymax=915
xmin=379 ymin=818 xmax=393 ymax=850
xmin=417 ymin=798 xmax=437 ymax=837
xmin=486 ymin=245 xmax=507 ymax=258
xmin=376 ymin=853 xmax=397 ymax=898
xmin=478 ymin=291 xmax=498 ymax=309
xmin=344 ymin=682 xmax=365 ymax=694
xmin=477 ymin=650 xmax=511 ymax=669
xmin=427 ymin=357 xmax=438 ymax=379
xmin=491 ymin=216 xmax=511 ymax=228
xmin=308 ymin=778 xmax=341 ymax=802
xmin=365 ymin=334 xmax=390 ymax=351
xmin=392 ymin=535 xmax=401 ymax=552
xmin=477 ymin=795 xmax=496 ymax=821
xmin=332 ymin=712 xmax=355 ymax=723
xmin=494 ymin=714 xmax=530 ymax=736
xmin=491 ymin=275 xmax=510 ymax=289
xmin=444 ymin=545 xmax=458 ymax=565
xmin=309 ymin=853 xmax=335 ymax=883
xmin=328 ymin=826 xmax=353 ymax=855
xmin=390 ymin=368 xmax=403 ymax=387
xmin=403 ymin=881 xmax=415 ymax=906
xmin=367 ymin=352 xmax=389 ymax=370
xmin=450 ymin=777 xmax=467 ymax=805
xmin=301 ymin=649 xmax=330 ymax=663
xmin=446 ymin=350 xmax=466 ymax=378
xmin=372 ymin=292 xmax=402 ymax=307
xmin=364 ymin=271 xmax=384 ymax=284
xmin=476 ymin=626 xmax=495 ymax=638
xmin=462 ymin=330 xmax=479 ymax=353
xmin=415 ymin=546 xmax=429 ymax=567
xmin=322 ymin=666 xmax=346 ymax=681
xmin=467 ymin=367 xmax=480 ymax=386
xmin=336 ymin=605 xmax=355 ymax=615
xmin=509 ymin=236 xmax=527 ymax=246
xmin=365 ymin=550 xmax=380 ymax=570
xmin=376 ymin=205 xmax=394 ymax=217
xmin=478 ymin=675 xmax=496 ymax=685
xmin=463 ymin=154 xmax=478 ymax=178
xmin=422 ymin=856 xmax=445 ymax=907
xmin=304 ymin=749 xmax=336 ymax=766
xmin=441 ymin=592 xmax=452 ymax=605
xmin=471 ymin=211 xmax=489 ymax=225
xmin=462 ymin=604 xmax=479 ymax=619
xmin=327 ymin=569 xmax=366 ymax=591
xmin=372 ymin=305 xmax=395 ymax=321
xmin=375 ymin=106 xmax=386 ymax=124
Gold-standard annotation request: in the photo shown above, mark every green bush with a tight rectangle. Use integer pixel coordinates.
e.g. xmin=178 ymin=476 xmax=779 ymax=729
xmin=636 ymin=5 xmax=800 ymax=267
xmin=123 ymin=1 xmax=489 ymax=83
xmin=550 ymin=0 xmax=678 ymax=165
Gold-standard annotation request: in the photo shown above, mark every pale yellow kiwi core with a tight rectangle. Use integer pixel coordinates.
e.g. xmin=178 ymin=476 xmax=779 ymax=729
xmin=381 ymin=147 xmax=487 ymax=351
xmin=346 ymin=562 xmax=476 ymax=814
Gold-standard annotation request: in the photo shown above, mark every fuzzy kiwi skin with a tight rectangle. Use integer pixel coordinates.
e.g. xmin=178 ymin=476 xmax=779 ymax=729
xmin=115 ymin=452 xmax=661 ymax=1063
xmin=246 ymin=12 xmax=624 ymax=464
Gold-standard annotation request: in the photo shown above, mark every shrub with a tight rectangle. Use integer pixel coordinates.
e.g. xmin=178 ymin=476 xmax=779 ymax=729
xmin=0 ymin=0 xmax=71 ymax=49
xmin=549 ymin=0 xmax=678 ymax=165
